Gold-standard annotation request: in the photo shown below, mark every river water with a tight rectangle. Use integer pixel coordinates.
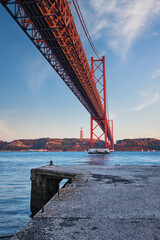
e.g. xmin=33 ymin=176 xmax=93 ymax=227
xmin=0 ymin=151 xmax=160 ymax=237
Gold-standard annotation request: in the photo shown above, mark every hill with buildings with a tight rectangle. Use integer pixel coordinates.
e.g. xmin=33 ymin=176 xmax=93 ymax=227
xmin=115 ymin=138 xmax=160 ymax=151
xmin=0 ymin=138 xmax=160 ymax=151
xmin=0 ymin=138 xmax=104 ymax=152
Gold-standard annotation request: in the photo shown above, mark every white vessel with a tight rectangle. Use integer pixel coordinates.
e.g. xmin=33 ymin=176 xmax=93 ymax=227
xmin=88 ymin=148 xmax=110 ymax=154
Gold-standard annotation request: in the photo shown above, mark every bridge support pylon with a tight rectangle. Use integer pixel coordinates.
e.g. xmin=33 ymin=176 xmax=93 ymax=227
xmin=109 ymin=119 xmax=114 ymax=151
xmin=90 ymin=56 xmax=114 ymax=150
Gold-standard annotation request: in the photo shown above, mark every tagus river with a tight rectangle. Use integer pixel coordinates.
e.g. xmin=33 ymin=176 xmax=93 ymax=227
xmin=0 ymin=151 xmax=160 ymax=238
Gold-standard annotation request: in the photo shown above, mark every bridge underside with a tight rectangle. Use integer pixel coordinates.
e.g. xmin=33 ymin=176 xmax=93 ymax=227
xmin=1 ymin=0 xmax=114 ymax=148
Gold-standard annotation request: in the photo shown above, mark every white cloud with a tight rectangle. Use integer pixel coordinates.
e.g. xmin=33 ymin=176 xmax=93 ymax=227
xmin=148 ymin=31 xmax=158 ymax=37
xmin=87 ymin=0 xmax=160 ymax=57
xmin=132 ymin=93 xmax=159 ymax=111
xmin=152 ymin=69 xmax=160 ymax=79
xmin=19 ymin=56 xmax=53 ymax=92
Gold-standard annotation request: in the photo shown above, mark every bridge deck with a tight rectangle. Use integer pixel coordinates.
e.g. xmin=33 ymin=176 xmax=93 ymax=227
xmin=12 ymin=164 xmax=160 ymax=240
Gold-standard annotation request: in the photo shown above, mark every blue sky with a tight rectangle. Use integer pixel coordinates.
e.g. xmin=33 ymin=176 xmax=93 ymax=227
xmin=0 ymin=0 xmax=160 ymax=142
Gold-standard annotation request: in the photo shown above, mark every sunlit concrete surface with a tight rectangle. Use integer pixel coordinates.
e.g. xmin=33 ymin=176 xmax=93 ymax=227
xmin=12 ymin=165 xmax=160 ymax=240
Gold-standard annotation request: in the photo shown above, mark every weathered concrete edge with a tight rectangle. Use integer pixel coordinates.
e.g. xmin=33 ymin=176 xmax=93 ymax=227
xmin=11 ymin=164 xmax=160 ymax=240
xmin=11 ymin=165 xmax=86 ymax=240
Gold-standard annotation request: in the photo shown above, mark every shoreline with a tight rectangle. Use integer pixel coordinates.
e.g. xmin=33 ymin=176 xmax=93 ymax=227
xmin=0 ymin=150 xmax=159 ymax=152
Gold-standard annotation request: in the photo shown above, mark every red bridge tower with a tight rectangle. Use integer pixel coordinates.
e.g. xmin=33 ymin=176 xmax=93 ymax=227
xmin=90 ymin=56 xmax=114 ymax=150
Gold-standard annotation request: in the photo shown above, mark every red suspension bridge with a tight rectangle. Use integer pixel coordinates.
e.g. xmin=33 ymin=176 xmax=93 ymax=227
xmin=0 ymin=0 xmax=114 ymax=150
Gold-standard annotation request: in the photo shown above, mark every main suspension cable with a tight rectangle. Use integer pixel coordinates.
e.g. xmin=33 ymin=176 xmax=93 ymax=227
xmin=72 ymin=0 xmax=101 ymax=59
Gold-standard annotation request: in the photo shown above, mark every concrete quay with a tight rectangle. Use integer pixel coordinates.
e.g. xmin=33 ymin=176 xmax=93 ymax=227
xmin=12 ymin=165 xmax=160 ymax=240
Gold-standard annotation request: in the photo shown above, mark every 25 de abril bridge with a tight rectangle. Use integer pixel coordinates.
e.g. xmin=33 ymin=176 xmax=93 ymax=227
xmin=0 ymin=0 xmax=114 ymax=151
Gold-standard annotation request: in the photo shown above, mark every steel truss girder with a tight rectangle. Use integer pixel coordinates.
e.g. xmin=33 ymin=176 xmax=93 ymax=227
xmin=0 ymin=0 xmax=103 ymax=117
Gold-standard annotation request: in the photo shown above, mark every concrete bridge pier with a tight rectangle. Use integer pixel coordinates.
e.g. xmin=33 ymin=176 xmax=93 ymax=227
xmin=30 ymin=169 xmax=62 ymax=217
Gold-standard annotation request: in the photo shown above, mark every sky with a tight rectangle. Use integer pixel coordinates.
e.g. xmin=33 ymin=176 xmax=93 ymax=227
xmin=0 ymin=0 xmax=160 ymax=142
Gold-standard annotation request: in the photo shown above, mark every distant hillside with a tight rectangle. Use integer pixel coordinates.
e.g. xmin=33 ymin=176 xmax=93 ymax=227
xmin=0 ymin=140 xmax=7 ymax=149
xmin=115 ymin=138 xmax=160 ymax=151
xmin=0 ymin=138 xmax=104 ymax=152
xmin=0 ymin=138 xmax=160 ymax=151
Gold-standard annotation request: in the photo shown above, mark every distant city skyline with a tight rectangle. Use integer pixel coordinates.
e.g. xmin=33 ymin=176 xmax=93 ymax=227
xmin=0 ymin=0 xmax=160 ymax=142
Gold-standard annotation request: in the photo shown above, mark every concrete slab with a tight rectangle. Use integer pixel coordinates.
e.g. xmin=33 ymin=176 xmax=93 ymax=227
xmin=12 ymin=165 xmax=160 ymax=240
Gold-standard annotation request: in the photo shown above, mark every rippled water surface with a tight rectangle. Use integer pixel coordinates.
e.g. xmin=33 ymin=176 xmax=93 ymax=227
xmin=0 ymin=151 xmax=160 ymax=237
